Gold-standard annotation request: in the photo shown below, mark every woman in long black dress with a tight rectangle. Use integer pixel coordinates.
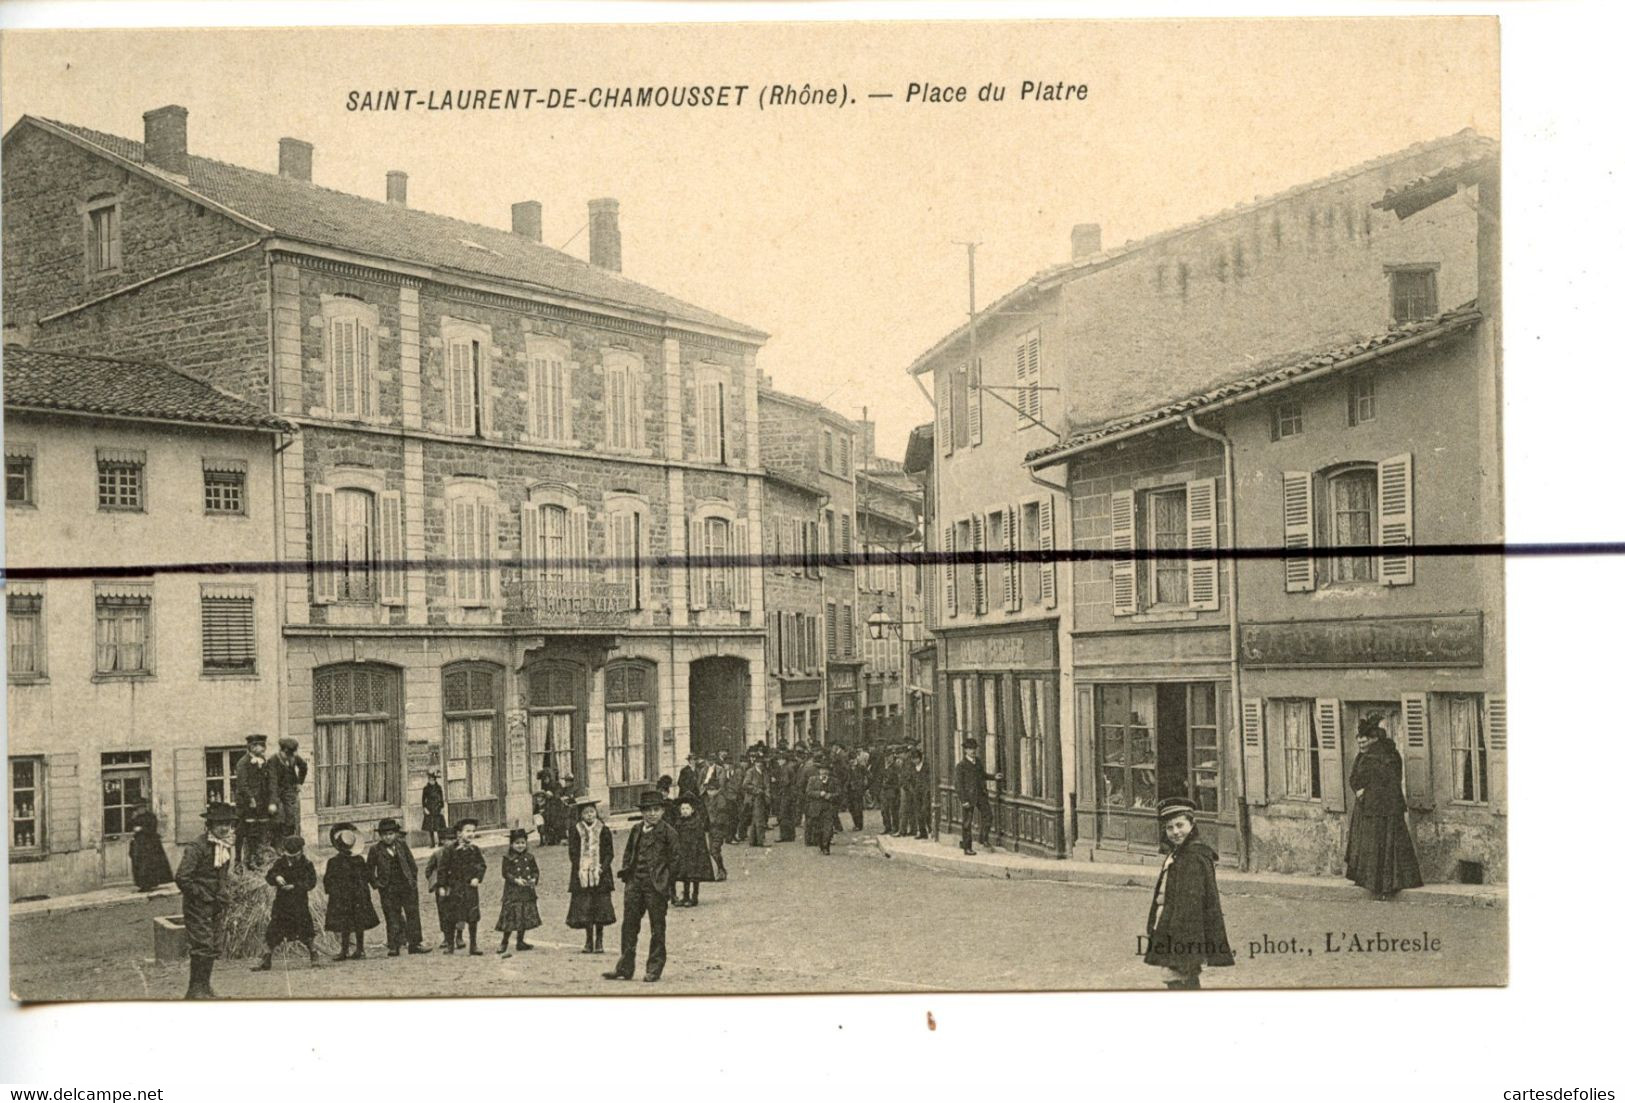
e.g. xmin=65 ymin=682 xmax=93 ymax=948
xmin=565 ymin=797 xmax=616 ymax=953
xmin=671 ymin=792 xmax=715 ymax=907
xmin=129 ymin=800 xmax=174 ymax=892
xmin=1345 ymin=715 xmax=1424 ymax=899
xmin=323 ymin=822 xmax=380 ymax=959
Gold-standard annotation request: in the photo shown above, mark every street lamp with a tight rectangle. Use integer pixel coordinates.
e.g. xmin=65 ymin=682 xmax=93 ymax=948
xmin=865 ymin=606 xmax=896 ymax=641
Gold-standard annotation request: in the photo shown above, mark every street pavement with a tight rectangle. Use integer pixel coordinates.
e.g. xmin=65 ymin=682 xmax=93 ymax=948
xmin=10 ymin=820 xmax=1506 ymax=1000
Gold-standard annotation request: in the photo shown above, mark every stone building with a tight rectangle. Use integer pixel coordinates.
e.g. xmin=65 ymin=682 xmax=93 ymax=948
xmin=4 ymin=347 xmax=289 ymax=898
xmin=3 ymin=106 xmax=771 ymax=834
xmin=857 ymin=452 xmax=923 ymax=745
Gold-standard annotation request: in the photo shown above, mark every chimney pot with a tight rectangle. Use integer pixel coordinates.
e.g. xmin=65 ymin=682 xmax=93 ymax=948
xmin=511 ymin=200 xmax=543 ymax=242
xmin=386 ymin=170 xmax=408 ymax=206
xmin=588 ymin=197 xmax=622 ymax=272
xmin=1071 ymin=223 xmax=1103 ymax=262
xmin=142 ymin=105 xmax=189 ymax=176
xmin=278 ymin=138 xmax=313 ymax=183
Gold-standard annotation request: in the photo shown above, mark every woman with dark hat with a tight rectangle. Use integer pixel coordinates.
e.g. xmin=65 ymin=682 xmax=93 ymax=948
xmin=128 ymin=798 xmax=173 ymax=892
xmin=566 ymin=796 xmax=617 ymax=953
xmin=421 ymin=769 xmax=447 ymax=841
xmin=322 ymin=822 xmax=380 ymax=961
xmin=256 ymin=835 xmax=319 ymax=971
xmin=496 ymin=828 xmax=541 ymax=954
xmin=1143 ymin=796 xmax=1234 ymax=989
xmin=1345 ymin=714 xmax=1424 ymax=899
xmin=671 ymin=791 xmax=715 ymax=906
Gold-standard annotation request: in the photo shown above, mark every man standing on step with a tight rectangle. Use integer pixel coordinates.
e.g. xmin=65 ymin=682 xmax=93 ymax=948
xmin=174 ymin=801 xmax=237 ymax=999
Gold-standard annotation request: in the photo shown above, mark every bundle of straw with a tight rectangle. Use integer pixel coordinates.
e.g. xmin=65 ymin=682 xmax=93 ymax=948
xmin=219 ymin=864 xmax=340 ymax=959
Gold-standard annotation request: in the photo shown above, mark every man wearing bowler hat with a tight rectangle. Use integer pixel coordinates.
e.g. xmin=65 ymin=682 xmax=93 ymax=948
xmin=368 ymin=817 xmax=429 ymax=955
xmin=604 ymin=790 xmax=679 ymax=983
xmin=955 ymin=738 xmax=1001 ymax=855
xmin=174 ymin=801 xmax=238 ymax=999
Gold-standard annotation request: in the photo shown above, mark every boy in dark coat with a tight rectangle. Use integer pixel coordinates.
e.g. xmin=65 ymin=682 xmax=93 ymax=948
xmin=255 ymin=835 xmax=319 ymax=970
xmin=1142 ymin=796 xmax=1234 ymax=989
xmin=367 ymin=817 xmax=429 ymax=955
xmin=671 ymin=793 xmax=715 ymax=906
xmin=439 ymin=817 xmax=487 ymax=955
xmin=423 ymin=825 xmax=461 ymax=950
xmin=603 ymin=790 xmax=680 ymax=983
xmin=323 ymin=822 xmax=379 ymax=961
xmin=174 ymin=802 xmax=237 ymax=999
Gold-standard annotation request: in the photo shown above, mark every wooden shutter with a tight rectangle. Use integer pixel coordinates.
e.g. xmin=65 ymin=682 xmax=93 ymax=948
xmin=967 ymin=358 xmax=983 ymax=445
xmin=359 ymin=318 xmax=376 ymax=418
xmin=1025 ymin=334 xmax=1042 ymax=422
xmin=1110 ymin=489 xmax=1136 ymax=616
xmin=1241 ymin=698 xmax=1266 ymax=806
xmin=45 ymin=752 xmax=81 ymax=854
xmin=628 ymin=368 xmax=645 ymax=450
xmin=971 ymin=514 xmax=987 ymax=614
xmin=1314 ymin=698 xmax=1346 ymax=812
xmin=563 ymin=360 xmax=578 ymax=441
xmin=378 ymin=491 xmax=405 ymax=605
xmin=1001 ymin=507 xmax=1018 ymax=611
xmin=1014 ymin=340 xmax=1030 ymax=424
xmin=1400 ymin=691 xmax=1433 ymax=810
xmin=1487 ymin=693 xmax=1507 ymax=815
xmin=937 ymin=371 xmax=953 ymax=456
xmin=310 ymin=485 xmax=337 ymax=604
xmin=688 ymin=517 xmax=707 ymax=611
xmin=731 ymin=521 xmax=751 ymax=611
xmin=1038 ymin=495 xmax=1057 ymax=609
xmin=1186 ymin=478 xmax=1219 ymax=611
xmin=1282 ymin=471 xmax=1314 ymax=592
xmin=478 ymin=344 xmax=496 ymax=438
xmin=1378 ymin=452 xmax=1415 ymax=586
xmin=520 ymin=503 xmax=541 ymax=587
xmin=201 ymin=596 xmax=256 ymax=670
xmin=480 ymin=501 xmax=501 ymax=603
xmin=568 ymin=508 xmax=589 ymax=584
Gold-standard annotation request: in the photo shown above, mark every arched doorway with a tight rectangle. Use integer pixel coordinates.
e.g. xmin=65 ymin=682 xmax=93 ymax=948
xmin=689 ymin=656 xmax=749 ymax=759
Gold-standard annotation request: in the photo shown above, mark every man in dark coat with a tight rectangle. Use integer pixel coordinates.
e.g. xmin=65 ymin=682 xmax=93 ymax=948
xmin=267 ymin=736 xmax=308 ymax=838
xmin=954 ymin=739 xmax=999 ymax=855
xmin=717 ymin=751 xmax=742 ymax=844
xmin=604 ymin=790 xmax=680 ymax=983
xmin=677 ymin=752 xmax=702 ymax=798
xmin=742 ymin=752 xmax=769 ymax=847
xmin=804 ymin=759 xmax=841 ymax=855
xmin=174 ymin=802 xmax=237 ymax=999
xmin=233 ymin=733 xmax=276 ymax=868
xmin=1143 ymin=796 xmax=1234 ymax=989
xmin=368 ymin=817 xmax=430 ymax=955
xmin=882 ymin=750 xmax=905 ymax=834
xmin=702 ymin=769 xmax=729 ymax=881
xmin=906 ymin=747 xmax=933 ymax=839
xmin=420 ymin=770 xmax=447 ymax=841
xmin=794 ymin=751 xmax=818 ymax=846
xmin=771 ymin=751 xmax=797 ymax=842
xmin=846 ymin=748 xmax=868 ymax=831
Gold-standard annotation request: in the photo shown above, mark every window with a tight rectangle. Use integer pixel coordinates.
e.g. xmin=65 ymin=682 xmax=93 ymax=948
xmin=101 ymin=751 xmax=151 ymax=836
xmin=822 ymin=430 xmax=835 ymax=472
xmin=201 ymin=590 xmax=256 ymax=674
xmin=10 ymin=757 xmax=44 ymax=854
xmin=8 ymin=590 xmax=44 ymax=681
xmin=335 ymin=488 xmax=376 ymax=601
xmin=606 ymin=500 xmax=647 ymax=610
xmin=1284 ymin=456 xmax=1413 ymax=592
xmin=95 ymin=588 xmax=152 ymax=676
xmin=1326 ymin=465 xmax=1378 ymax=583
xmin=1271 ymin=401 xmax=1303 ymax=441
xmin=605 ymin=661 xmax=656 ymax=791
xmin=1015 ymin=330 xmax=1042 ymax=428
xmin=1014 ymin=676 xmax=1051 ymax=799
xmin=86 ymin=200 xmax=120 ymax=273
xmin=1187 ymin=684 xmax=1220 ymax=813
xmin=837 ymin=433 xmax=851 ymax=476
xmin=6 ymin=446 xmax=34 ymax=506
xmin=326 ymin=301 xmax=377 ymax=420
xmin=526 ymin=337 xmax=572 ymax=442
xmin=841 ymin=513 xmax=853 ymax=556
xmin=96 ymin=449 xmax=145 ymax=511
xmin=1020 ymin=501 xmax=1041 ymax=611
xmin=1348 ymin=375 xmax=1377 ymax=426
xmin=1142 ymin=487 xmax=1188 ymax=607
xmin=1389 ymin=267 xmax=1438 ymax=323
xmin=204 ymin=746 xmax=247 ymax=806
xmin=448 ymin=488 xmax=501 ymax=606
xmin=203 ymin=461 xmax=247 ymax=515
xmin=311 ymin=482 xmax=404 ymax=607
xmin=527 ymin=662 xmax=579 ymax=783
xmin=1449 ymin=695 xmax=1489 ymax=805
xmin=313 ymin=663 xmax=400 ymax=809
xmin=696 ymin=369 xmax=726 ymax=462
xmin=1281 ymin=699 xmax=1320 ymax=800
xmin=605 ymin=352 xmax=646 ymax=451
xmin=704 ymin=516 xmax=731 ymax=607
xmin=841 ymin=603 xmax=854 ymax=658
xmin=443 ymin=664 xmax=501 ymax=820
xmin=1099 ymin=684 xmax=1156 ymax=810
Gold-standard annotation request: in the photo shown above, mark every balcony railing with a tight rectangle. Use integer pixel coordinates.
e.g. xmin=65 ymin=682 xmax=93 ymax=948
xmin=504 ymin=572 xmax=635 ymax=629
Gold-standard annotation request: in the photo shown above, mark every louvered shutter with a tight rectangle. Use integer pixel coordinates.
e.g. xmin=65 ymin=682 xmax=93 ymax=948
xmin=731 ymin=522 xmax=751 ymax=611
xmin=520 ymin=503 xmax=541 ymax=587
xmin=378 ymin=491 xmax=405 ymax=605
xmin=480 ymin=501 xmax=501 ymax=603
xmin=628 ymin=368 xmax=644 ymax=450
xmin=568 ymin=508 xmax=589 ymax=584
xmin=563 ymin=361 xmax=578 ymax=440
xmin=943 ymin=524 xmax=957 ymax=617
xmin=937 ymin=371 xmax=954 ymax=456
xmin=1487 ymin=694 xmax=1507 ymax=815
xmin=967 ymin=358 xmax=983 ymax=445
xmin=201 ymin=595 xmax=256 ymax=671
xmin=1110 ymin=490 xmax=1136 ymax=616
xmin=359 ymin=318 xmax=376 ymax=418
xmin=1026 ymin=334 xmax=1042 ymax=422
xmin=1186 ymin=478 xmax=1219 ymax=611
xmin=688 ymin=518 xmax=707 ymax=611
xmin=1038 ymin=495 xmax=1057 ymax=610
xmin=971 ymin=514 xmax=987 ymax=614
xmin=1241 ymin=698 xmax=1266 ymax=806
xmin=478 ymin=344 xmax=496 ymax=438
xmin=1400 ymin=692 xmax=1433 ymax=810
xmin=1314 ymin=698 xmax=1346 ymax=812
xmin=1378 ymin=452 xmax=1415 ymax=586
xmin=1002 ymin=506 xmax=1018 ymax=611
xmin=1282 ymin=471 xmax=1314 ymax=592
xmin=1014 ymin=341 xmax=1029 ymax=424
xmin=311 ymin=485 xmax=337 ymax=604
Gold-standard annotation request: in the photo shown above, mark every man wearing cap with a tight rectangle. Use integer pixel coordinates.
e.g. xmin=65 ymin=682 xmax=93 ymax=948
xmin=955 ymin=739 xmax=1001 ymax=855
xmin=604 ymin=790 xmax=680 ymax=983
xmin=174 ymin=802 xmax=237 ymax=999
xmin=368 ymin=817 xmax=429 ymax=956
xmin=234 ymin=734 xmax=276 ymax=868
xmin=268 ymin=736 xmax=308 ymax=839
xmin=421 ymin=769 xmax=447 ymax=842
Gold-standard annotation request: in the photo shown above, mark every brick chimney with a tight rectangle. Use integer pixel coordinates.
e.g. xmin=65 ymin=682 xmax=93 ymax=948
xmin=279 ymin=138 xmax=313 ymax=182
xmin=142 ymin=105 xmax=189 ymax=176
xmin=386 ymin=170 xmax=408 ymax=206
xmin=588 ymin=198 xmax=621 ymax=272
xmin=1071 ymin=223 xmax=1102 ymax=262
xmin=511 ymin=201 xmax=542 ymax=242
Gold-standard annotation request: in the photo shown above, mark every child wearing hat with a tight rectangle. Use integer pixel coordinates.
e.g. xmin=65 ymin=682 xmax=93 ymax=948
xmin=496 ymin=829 xmax=541 ymax=954
xmin=255 ymin=835 xmax=319 ymax=970
xmin=440 ymin=818 xmax=487 ymax=955
xmin=671 ymin=792 xmax=715 ymax=907
xmin=567 ymin=796 xmax=617 ymax=954
xmin=423 ymin=825 xmax=462 ymax=950
xmin=603 ymin=790 xmax=679 ymax=983
xmin=1143 ymin=796 xmax=1235 ymax=989
xmin=324 ymin=822 xmax=380 ymax=960
xmin=368 ymin=818 xmax=429 ymax=956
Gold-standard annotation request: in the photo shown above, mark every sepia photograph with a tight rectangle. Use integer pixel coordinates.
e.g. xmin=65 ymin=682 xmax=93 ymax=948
xmin=0 ymin=13 xmax=1513 ymax=1011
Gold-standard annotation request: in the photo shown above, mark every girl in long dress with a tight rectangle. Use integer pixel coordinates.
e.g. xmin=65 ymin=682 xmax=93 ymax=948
xmin=128 ymin=801 xmax=174 ymax=892
xmin=671 ymin=793 xmax=715 ymax=907
xmin=322 ymin=822 xmax=379 ymax=960
xmin=496 ymin=829 xmax=541 ymax=954
xmin=1345 ymin=715 xmax=1424 ymax=898
xmin=565 ymin=797 xmax=616 ymax=953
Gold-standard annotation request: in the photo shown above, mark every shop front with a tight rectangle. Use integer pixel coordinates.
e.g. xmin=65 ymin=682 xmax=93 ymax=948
xmin=938 ymin=624 xmax=1064 ymax=857
xmin=826 ymin=662 xmax=861 ymax=746
xmin=773 ymin=674 xmax=824 ymax=748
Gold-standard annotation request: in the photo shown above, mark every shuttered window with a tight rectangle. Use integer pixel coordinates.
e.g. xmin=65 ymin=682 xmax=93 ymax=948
xmin=607 ymin=355 xmax=646 ymax=452
xmin=87 ymin=202 xmax=120 ymax=273
xmin=201 ymin=593 xmax=256 ymax=674
xmin=1015 ymin=331 xmax=1041 ymax=427
xmin=1280 ymin=698 xmax=1319 ymax=799
xmin=1448 ymin=695 xmax=1489 ymax=805
xmin=327 ymin=311 xmax=376 ymax=420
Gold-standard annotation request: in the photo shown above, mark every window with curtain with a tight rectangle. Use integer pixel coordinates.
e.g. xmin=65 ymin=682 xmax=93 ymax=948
xmin=443 ymin=664 xmax=499 ymax=808
xmin=1014 ymin=677 xmax=1050 ymax=798
xmin=335 ymin=488 xmax=376 ymax=601
xmin=606 ymin=503 xmax=645 ymax=610
xmin=1326 ymin=466 xmax=1378 ymax=583
xmin=1141 ymin=487 xmax=1188 ymax=606
xmin=1449 ymin=694 xmax=1488 ymax=804
xmin=605 ymin=661 xmax=655 ymax=788
xmin=313 ymin=664 xmax=400 ymax=809
xmin=8 ymin=592 xmax=43 ymax=680
xmin=527 ymin=662 xmax=578 ymax=783
xmin=1281 ymin=698 xmax=1320 ymax=800
xmin=95 ymin=591 xmax=151 ymax=676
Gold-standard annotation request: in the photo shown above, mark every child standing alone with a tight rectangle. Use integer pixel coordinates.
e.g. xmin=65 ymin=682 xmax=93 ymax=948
xmin=496 ymin=828 xmax=540 ymax=955
xmin=254 ymin=835 xmax=319 ymax=970
xmin=323 ymin=822 xmax=380 ymax=961
xmin=1143 ymin=796 xmax=1234 ymax=989
xmin=566 ymin=796 xmax=616 ymax=954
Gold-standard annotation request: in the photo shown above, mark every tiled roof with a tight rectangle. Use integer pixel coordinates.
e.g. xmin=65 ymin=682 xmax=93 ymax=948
xmin=762 ymin=467 xmax=826 ymax=499
xmin=22 ymin=117 xmax=765 ymax=341
xmin=1024 ymin=307 xmax=1481 ymax=465
xmin=1374 ymin=153 xmax=1498 ymax=219
xmin=3 ymin=345 xmax=292 ymax=432
xmin=908 ymin=129 xmax=1497 ymax=376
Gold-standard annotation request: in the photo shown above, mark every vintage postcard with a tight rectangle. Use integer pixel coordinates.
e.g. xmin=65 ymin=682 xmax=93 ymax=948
xmin=2 ymin=16 xmax=1505 ymax=1002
